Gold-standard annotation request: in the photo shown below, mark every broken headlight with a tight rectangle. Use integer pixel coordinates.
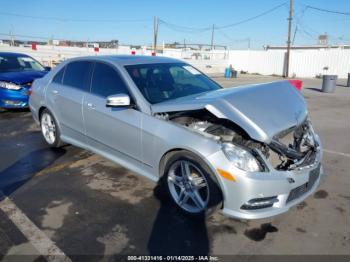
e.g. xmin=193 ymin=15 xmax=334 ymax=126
xmin=222 ymin=143 xmax=261 ymax=172
xmin=0 ymin=81 xmax=21 ymax=90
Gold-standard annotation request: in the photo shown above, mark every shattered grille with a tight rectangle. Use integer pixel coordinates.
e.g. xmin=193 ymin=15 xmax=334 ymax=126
xmin=267 ymin=120 xmax=318 ymax=170
xmin=278 ymin=130 xmax=295 ymax=148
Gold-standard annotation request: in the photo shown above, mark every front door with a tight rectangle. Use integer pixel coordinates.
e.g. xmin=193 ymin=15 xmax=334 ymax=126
xmin=83 ymin=62 xmax=142 ymax=162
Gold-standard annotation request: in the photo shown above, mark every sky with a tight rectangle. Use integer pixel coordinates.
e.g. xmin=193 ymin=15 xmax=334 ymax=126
xmin=0 ymin=0 xmax=349 ymax=49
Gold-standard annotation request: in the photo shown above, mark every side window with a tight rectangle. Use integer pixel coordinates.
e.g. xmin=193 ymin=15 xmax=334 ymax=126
xmin=91 ymin=62 xmax=128 ymax=97
xmin=63 ymin=61 xmax=92 ymax=91
xmin=52 ymin=66 xmax=65 ymax=84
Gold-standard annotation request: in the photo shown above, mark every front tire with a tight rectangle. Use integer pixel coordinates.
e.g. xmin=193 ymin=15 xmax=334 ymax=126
xmin=40 ymin=109 xmax=63 ymax=147
xmin=163 ymin=151 xmax=222 ymax=217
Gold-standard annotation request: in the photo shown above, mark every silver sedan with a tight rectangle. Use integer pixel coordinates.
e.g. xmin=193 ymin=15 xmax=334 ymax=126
xmin=29 ymin=55 xmax=324 ymax=219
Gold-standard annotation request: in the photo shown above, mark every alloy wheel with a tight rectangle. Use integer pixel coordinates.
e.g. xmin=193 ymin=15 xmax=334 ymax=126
xmin=167 ymin=160 xmax=209 ymax=213
xmin=41 ymin=112 xmax=56 ymax=144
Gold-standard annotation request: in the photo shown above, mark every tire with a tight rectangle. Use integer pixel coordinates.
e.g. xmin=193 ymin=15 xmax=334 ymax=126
xmin=162 ymin=151 xmax=223 ymax=217
xmin=40 ymin=109 xmax=63 ymax=147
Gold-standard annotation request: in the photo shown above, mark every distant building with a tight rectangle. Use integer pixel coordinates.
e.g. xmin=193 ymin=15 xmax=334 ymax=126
xmin=97 ymin=40 xmax=119 ymax=48
xmin=264 ymin=44 xmax=350 ymax=50
xmin=58 ymin=41 xmax=68 ymax=47
xmin=165 ymin=42 xmax=181 ymax=48
xmin=48 ymin=39 xmax=60 ymax=46
xmin=54 ymin=39 xmax=119 ymax=48
xmin=318 ymin=34 xmax=328 ymax=45
xmin=86 ymin=40 xmax=119 ymax=49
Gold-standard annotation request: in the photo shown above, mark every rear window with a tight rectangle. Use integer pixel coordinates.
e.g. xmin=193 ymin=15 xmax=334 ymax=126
xmin=63 ymin=61 xmax=92 ymax=91
xmin=52 ymin=67 xmax=65 ymax=84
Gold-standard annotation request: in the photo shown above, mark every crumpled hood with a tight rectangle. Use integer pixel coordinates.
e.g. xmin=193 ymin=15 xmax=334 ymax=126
xmin=0 ymin=70 xmax=47 ymax=85
xmin=151 ymin=81 xmax=307 ymax=143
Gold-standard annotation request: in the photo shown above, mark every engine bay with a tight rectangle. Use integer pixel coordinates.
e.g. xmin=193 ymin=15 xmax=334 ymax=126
xmin=156 ymin=109 xmax=318 ymax=171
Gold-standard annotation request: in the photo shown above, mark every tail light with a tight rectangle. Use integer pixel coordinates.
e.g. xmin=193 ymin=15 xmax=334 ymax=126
xmin=28 ymin=88 xmax=33 ymax=96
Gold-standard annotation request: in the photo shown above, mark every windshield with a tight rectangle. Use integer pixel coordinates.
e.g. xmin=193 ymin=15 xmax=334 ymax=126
xmin=125 ymin=63 xmax=221 ymax=104
xmin=0 ymin=54 xmax=45 ymax=72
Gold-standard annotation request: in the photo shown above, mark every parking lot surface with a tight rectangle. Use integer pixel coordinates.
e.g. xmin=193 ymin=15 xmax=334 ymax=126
xmin=0 ymin=74 xmax=350 ymax=260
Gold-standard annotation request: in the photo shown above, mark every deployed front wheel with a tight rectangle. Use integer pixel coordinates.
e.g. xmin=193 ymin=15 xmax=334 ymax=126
xmin=163 ymin=151 xmax=222 ymax=216
xmin=40 ymin=109 xmax=63 ymax=147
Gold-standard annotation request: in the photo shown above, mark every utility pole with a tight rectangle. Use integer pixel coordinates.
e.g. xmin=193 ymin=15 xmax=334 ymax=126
xmin=247 ymin=37 xmax=251 ymax=50
xmin=285 ymin=0 xmax=293 ymax=77
xmin=9 ymin=30 xmax=12 ymax=46
xmin=9 ymin=26 xmax=15 ymax=46
xmin=153 ymin=16 xmax=159 ymax=53
xmin=210 ymin=24 xmax=215 ymax=50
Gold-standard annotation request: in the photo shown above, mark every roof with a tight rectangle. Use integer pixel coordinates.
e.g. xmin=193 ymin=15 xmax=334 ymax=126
xmin=0 ymin=52 xmax=31 ymax=57
xmin=67 ymin=55 xmax=183 ymax=66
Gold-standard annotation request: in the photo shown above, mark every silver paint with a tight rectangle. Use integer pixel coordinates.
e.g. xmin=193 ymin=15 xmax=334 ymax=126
xmin=29 ymin=55 xmax=323 ymax=219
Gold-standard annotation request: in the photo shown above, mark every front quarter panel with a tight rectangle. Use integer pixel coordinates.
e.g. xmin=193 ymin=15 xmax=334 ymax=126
xmin=141 ymin=113 xmax=222 ymax=175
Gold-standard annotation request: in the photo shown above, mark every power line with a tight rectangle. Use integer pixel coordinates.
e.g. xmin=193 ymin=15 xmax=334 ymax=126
xmin=216 ymin=2 xmax=288 ymax=29
xmin=291 ymin=1 xmax=350 ymax=45
xmin=159 ymin=1 xmax=288 ymax=33
xmin=292 ymin=6 xmax=308 ymax=44
xmin=0 ymin=32 xmax=49 ymax=40
xmin=216 ymin=28 xmax=249 ymax=43
xmin=298 ymin=27 xmax=318 ymax=41
xmin=158 ymin=20 xmax=211 ymax=33
xmin=216 ymin=28 xmax=235 ymax=41
xmin=306 ymin=5 xmax=350 ymax=16
xmin=0 ymin=11 xmax=150 ymax=23
xmin=0 ymin=32 xmax=122 ymax=42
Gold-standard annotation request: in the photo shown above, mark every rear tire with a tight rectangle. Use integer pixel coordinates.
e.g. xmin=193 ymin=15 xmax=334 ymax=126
xmin=40 ymin=109 xmax=63 ymax=147
xmin=162 ymin=151 xmax=222 ymax=217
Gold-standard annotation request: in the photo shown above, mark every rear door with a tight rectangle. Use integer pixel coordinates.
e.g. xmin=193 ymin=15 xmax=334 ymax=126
xmin=52 ymin=60 xmax=92 ymax=142
xmin=83 ymin=61 xmax=142 ymax=161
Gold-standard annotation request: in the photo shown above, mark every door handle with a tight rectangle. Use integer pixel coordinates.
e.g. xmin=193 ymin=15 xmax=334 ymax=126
xmin=87 ymin=102 xmax=95 ymax=109
xmin=52 ymin=90 xmax=58 ymax=94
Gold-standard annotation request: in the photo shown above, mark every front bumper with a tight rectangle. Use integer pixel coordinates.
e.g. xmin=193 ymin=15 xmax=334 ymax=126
xmin=0 ymin=88 xmax=29 ymax=108
xmin=207 ymin=138 xmax=324 ymax=220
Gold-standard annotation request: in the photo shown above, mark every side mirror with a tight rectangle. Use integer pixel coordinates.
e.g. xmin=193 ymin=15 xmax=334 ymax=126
xmin=106 ymin=94 xmax=131 ymax=107
xmin=44 ymin=66 xmax=51 ymax=71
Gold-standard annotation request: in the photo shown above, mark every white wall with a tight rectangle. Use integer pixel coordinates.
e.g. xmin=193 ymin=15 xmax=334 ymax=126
xmin=0 ymin=45 xmax=129 ymax=66
xmin=289 ymin=49 xmax=350 ymax=78
xmin=229 ymin=48 xmax=350 ymax=78
xmin=2 ymin=44 xmax=350 ymax=78
xmin=0 ymin=45 xmax=229 ymax=74
xmin=229 ymin=50 xmax=285 ymax=76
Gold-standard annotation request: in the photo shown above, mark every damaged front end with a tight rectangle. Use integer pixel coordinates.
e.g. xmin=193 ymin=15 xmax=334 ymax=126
xmin=156 ymin=109 xmax=320 ymax=172
xmin=267 ymin=120 xmax=320 ymax=171
xmin=152 ymin=81 xmax=323 ymax=218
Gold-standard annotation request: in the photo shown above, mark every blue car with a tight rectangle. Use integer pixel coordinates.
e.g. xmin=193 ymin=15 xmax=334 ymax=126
xmin=0 ymin=52 xmax=49 ymax=109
